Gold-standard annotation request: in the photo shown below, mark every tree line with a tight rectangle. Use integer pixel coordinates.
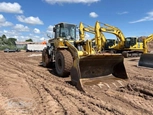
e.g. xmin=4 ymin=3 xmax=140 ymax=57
xmin=0 ymin=34 xmax=33 ymax=50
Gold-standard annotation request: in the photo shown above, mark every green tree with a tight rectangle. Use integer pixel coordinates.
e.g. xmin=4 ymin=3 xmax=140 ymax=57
xmin=7 ymin=38 xmax=17 ymax=45
xmin=1 ymin=34 xmax=7 ymax=45
xmin=25 ymin=38 xmax=33 ymax=42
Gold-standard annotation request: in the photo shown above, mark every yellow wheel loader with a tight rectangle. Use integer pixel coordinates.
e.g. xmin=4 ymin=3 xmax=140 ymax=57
xmin=138 ymin=34 xmax=153 ymax=68
xmin=42 ymin=22 xmax=128 ymax=92
xmin=96 ymin=21 xmax=144 ymax=58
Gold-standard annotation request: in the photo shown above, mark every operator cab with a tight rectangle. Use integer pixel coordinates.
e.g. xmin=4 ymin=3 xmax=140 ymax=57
xmin=53 ymin=22 xmax=77 ymax=40
xmin=124 ymin=37 xmax=137 ymax=48
xmin=105 ymin=39 xmax=118 ymax=49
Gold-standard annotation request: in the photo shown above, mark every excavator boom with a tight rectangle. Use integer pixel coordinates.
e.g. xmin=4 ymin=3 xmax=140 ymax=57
xmin=97 ymin=21 xmax=125 ymax=50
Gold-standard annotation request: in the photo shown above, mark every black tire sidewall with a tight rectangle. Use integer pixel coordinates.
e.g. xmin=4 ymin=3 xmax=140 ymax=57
xmin=42 ymin=48 xmax=50 ymax=67
xmin=55 ymin=51 xmax=65 ymax=76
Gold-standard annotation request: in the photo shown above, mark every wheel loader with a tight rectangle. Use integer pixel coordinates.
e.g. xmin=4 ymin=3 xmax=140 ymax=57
xmin=138 ymin=34 xmax=153 ymax=68
xmin=96 ymin=21 xmax=144 ymax=58
xmin=42 ymin=22 xmax=128 ymax=92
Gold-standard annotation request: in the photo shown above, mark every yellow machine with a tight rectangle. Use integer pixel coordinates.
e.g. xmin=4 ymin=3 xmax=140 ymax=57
xmin=96 ymin=21 xmax=144 ymax=57
xmin=42 ymin=22 xmax=128 ymax=92
xmin=79 ymin=22 xmax=107 ymax=52
xmin=138 ymin=34 xmax=153 ymax=68
xmin=105 ymin=39 xmax=118 ymax=50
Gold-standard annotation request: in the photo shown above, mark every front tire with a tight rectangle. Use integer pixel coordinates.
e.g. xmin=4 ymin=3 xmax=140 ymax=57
xmin=55 ymin=50 xmax=73 ymax=77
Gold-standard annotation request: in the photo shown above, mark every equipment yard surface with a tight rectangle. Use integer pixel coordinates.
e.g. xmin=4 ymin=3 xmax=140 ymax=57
xmin=0 ymin=51 xmax=153 ymax=115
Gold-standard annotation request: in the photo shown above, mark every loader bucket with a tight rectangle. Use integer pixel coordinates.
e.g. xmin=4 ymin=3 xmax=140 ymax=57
xmin=138 ymin=53 xmax=153 ymax=68
xmin=70 ymin=54 xmax=128 ymax=92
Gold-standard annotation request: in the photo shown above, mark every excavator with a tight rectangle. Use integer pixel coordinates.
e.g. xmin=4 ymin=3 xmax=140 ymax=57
xmin=79 ymin=22 xmax=107 ymax=52
xmin=79 ymin=22 xmax=117 ymax=53
xmin=95 ymin=21 xmax=144 ymax=58
xmin=138 ymin=34 xmax=153 ymax=68
xmin=42 ymin=22 xmax=128 ymax=92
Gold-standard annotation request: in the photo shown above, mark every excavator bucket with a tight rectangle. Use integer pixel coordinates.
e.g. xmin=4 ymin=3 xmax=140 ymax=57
xmin=70 ymin=54 xmax=128 ymax=92
xmin=138 ymin=53 xmax=153 ymax=68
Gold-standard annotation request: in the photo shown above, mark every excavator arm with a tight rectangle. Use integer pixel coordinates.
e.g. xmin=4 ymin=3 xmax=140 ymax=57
xmin=96 ymin=21 xmax=126 ymax=50
xmin=79 ymin=22 xmax=95 ymax=41
xmin=79 ymin=22 xmax=107 ymax=52
xmin=143 ymin=34 xmax=153 ymax=53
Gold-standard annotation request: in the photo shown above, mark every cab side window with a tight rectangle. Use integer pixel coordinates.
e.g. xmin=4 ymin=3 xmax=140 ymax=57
xmin=55 ymin=28 xmax=60 ymax=38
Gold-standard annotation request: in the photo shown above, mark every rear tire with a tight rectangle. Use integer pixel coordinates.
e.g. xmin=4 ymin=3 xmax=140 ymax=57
xmin=55 ymin=50 xmax=73 ymax=77
xmin=42 ymin=48 xmax=51 ymax=67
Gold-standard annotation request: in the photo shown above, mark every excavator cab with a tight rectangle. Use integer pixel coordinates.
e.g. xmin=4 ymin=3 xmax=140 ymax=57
xmin=105 ymin=39 xmax=118 ymax=50
xmin=124 ymin=37 xmax=137 ymax=48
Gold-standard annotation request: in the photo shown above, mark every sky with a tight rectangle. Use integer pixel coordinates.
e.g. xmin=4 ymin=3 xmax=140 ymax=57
xmin=0 ymin=0 xmax=153 ymax=42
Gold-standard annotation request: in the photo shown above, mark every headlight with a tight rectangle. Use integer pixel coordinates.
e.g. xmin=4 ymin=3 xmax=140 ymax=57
xmin=59 ymin=38 xmax=63 ymax=41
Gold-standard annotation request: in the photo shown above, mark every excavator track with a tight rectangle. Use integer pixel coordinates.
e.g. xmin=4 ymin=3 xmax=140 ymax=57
xmin=122 ymin=51 xmax=142 ymax=58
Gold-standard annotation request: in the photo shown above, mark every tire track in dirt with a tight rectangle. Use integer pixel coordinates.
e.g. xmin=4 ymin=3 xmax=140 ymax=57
xmin=9 ymin=56 xmax=133 ymax=114
xmin=3 ymin=54 xmax=108 ymax=114
xmin=1 ymin=52 xmax=153 ymax=115
xmin=0 ymin=53 xmax=37 ymax=115
xmin=2 ymin=52 xmax=130 ymax=115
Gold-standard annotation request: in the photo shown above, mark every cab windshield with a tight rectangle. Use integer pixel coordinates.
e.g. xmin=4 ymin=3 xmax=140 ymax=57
xmin=60 ymin=25 xmax=76 ymax=40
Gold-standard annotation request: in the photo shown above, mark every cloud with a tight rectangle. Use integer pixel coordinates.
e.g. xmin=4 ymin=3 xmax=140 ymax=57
xmin=47 ymin=25 xmax=54 ymax=34
xmin=16 ymin=15 xmax=44 ymax=25
xmin=117 ymin=11 xmax=128 ymax=15
xmin=0 ymin=14 xmax=5 ymax=22
xmin=40 ymin=37 xmax=45 ymax=41
xmin=13 ymin=24 xmax=30 ymax=32
xmin=89 ymin=12 xmax=98 ymax=18
xmin=0 ymin=14 xmax=13 ymax=27
xmin=0 ymin=29 xmax=21 ymax=39
xmin=85 ymin=33 xmax=90 ymax=38
xmin=0 ymin=21 xmax=13 ymax=27
xmin=129 ymin=11 xmax=153 ymax=23
xmin=0 ymin=2 xmax=23 ymax=14
xmin=0 ymin=28 xmax=45 ymax=42
xmin=45 ymin=0 xmax=100 ymax=4
xmin=46 ymin=25 xmax=54 ymax=38
xmin=33 ymin=28 xmax=40 ymax=34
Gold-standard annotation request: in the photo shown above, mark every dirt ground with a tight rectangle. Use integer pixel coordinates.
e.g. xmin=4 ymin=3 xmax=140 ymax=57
xmin=0 ymin=51 xmax=153 ymax=115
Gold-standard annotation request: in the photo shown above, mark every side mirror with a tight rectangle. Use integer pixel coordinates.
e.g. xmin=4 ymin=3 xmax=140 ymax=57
xmin=53 ymin=27 xmax=56 ymax=32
